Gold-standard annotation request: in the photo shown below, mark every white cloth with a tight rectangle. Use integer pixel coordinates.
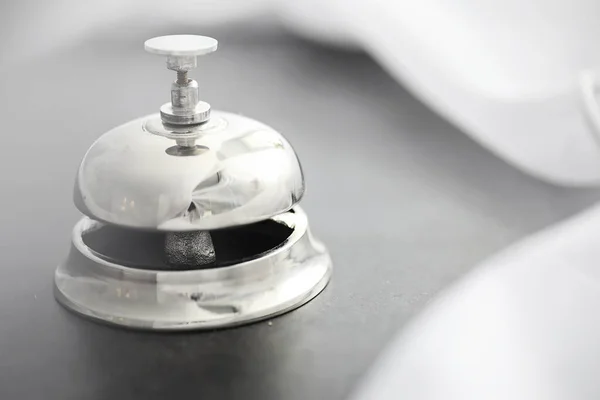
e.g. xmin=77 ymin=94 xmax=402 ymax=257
xmin=351 ymin=201 xmax=600 ymax=400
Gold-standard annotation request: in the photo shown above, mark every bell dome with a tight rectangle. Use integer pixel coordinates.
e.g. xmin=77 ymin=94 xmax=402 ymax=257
xmin=74 ymin=112 xmax=305 ymax=231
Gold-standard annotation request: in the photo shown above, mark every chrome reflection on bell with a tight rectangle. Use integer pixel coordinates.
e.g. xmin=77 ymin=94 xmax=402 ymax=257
xmin=54 ymin=35 xmax=332 ymax=330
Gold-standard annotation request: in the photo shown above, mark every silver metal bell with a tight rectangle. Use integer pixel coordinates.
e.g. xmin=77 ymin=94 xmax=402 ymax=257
xmin=54 ymin=35 xmax=332 ymax=331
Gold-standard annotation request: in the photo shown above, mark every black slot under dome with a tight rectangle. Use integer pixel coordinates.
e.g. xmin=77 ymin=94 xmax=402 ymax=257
xmin=82 ymin=218 xmax=293 ymax=270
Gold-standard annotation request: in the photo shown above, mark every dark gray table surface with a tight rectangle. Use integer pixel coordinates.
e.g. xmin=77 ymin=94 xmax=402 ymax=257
xmin=1 ymin=25 xmax=600 ymax=399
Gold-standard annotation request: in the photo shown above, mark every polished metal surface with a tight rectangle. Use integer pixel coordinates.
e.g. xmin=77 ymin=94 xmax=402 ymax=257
xmin=159 ymin=101 xmax=211 ymax=126
xmin=145 ymin=35 xmax=218 ymax=126
xmin=74 ymin=111 xmax=305 ymax=231
xmin=54 ymin=207 xmax=332 ymax=330
xmin=170 ymin=79 xmax=199 ymax=111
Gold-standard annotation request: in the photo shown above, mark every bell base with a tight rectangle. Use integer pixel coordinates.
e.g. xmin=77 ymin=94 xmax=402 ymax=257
xmin=54 ymin=208 xmax=331 ymax=331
